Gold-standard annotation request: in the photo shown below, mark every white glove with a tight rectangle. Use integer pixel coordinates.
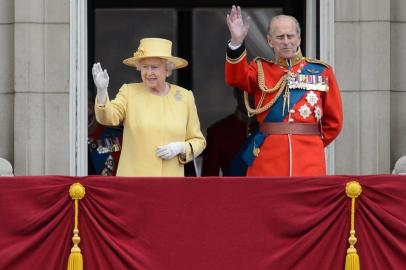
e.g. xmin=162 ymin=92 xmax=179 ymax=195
xmin=156 ymin=142 xmax=186 ymax=160
xmin=92 ymin=62 xmax=109 ymax=104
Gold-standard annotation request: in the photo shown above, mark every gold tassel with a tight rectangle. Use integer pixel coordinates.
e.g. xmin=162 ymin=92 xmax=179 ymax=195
xmin=67 ymin=183 xmax=86 ymax=270
xmin=345 ymin=181 xmax=362 ymax=270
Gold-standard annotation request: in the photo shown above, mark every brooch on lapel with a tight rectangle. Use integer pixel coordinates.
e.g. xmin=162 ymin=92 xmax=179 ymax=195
xmin=174 ymin=90 xmax=182 ymax=101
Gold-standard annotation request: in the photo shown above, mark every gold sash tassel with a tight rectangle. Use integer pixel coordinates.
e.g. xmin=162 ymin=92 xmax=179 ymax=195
xmin=67 ymin=183 xmax=86 ymax=270
xmin=345 ymin=181 xmax=362 ymax=270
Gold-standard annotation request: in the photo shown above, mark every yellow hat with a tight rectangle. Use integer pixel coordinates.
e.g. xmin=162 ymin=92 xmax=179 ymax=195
xmin=123 ymin=38 xmax=188 ymax=69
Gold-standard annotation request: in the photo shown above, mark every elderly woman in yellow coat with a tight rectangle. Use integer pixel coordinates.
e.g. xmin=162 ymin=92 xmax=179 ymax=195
xmin=92 ymin=38 xmax=206 ymax=176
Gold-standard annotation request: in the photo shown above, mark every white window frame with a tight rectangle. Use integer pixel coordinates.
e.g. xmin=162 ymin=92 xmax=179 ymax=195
xmin=318 ymin=0 xmax=336 ymax=174
xmin=307 ymin=0 xmax=336 ymax=175
xmin=69 ymin=0 xmax=88 ymax=176
xmin=69 ymin=0 xmax=336 ymax=176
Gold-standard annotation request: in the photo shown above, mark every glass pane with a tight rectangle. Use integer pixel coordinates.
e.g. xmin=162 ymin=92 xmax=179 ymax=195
xmin=94 ymin=8 xmax=177 ymax=98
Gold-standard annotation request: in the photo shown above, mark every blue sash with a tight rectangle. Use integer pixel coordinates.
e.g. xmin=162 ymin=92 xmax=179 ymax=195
xmin=241 ymin=62 xmax=326 ymax=166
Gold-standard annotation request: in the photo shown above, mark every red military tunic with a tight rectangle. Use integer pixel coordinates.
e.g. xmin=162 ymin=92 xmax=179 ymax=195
xmin=225 ymin=44 xmax=343 ymax=176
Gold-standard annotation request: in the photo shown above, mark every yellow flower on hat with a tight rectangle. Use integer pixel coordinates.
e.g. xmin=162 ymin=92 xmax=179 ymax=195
xmin=134 ymin=46 xmax=145 ymax=57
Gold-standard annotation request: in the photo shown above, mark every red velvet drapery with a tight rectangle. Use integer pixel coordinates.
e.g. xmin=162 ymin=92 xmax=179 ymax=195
xmin=0 ymin=175 xmax=405 ymax=269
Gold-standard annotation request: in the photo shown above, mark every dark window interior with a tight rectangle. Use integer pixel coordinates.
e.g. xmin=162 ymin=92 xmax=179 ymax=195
xmin=88 ymin=0 xmax=306 ymax=93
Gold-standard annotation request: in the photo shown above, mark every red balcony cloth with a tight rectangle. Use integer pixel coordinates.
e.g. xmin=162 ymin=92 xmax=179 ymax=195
xmin=0 ymin=175 xmax=405 ymax=270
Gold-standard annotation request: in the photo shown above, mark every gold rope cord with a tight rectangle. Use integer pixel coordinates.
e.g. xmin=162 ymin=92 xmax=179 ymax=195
xmin=67 ymin=183 xmax=86 ymax=270
xmin=244 ymin=59 xmax=287 ymax=117
xmin=345 ymin=181 xmax=362 ymax=270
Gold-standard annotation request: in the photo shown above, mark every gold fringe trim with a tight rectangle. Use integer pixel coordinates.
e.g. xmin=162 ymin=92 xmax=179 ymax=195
xmin=345 ymin=181 xmax=362 ymax=270
xmin=67 ymin=183 xmax=86 ymax=270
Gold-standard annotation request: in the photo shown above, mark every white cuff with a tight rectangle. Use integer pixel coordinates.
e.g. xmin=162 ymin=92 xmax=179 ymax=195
xmin=228 ymin=42 xmax=242 ymax=50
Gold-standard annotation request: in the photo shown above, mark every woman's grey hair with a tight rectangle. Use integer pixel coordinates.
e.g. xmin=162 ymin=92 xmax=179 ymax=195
xmin=165 ymin=60 xmax=176 ymax=77
xmin=136 ymin=58 xmax=176 ymax=77
xmin=267 ymin=15 xmax=301 ymax=37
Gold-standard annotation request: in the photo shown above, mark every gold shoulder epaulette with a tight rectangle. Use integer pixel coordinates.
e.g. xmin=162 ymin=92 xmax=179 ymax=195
xmin=305 ymin=57 xmax=330 ymax=68
xmin=254 ymin=56 xmax=275 ymax=64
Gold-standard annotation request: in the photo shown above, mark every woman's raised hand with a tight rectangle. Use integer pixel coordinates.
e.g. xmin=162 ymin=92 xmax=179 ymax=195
xmin=92 ymin=63 xmax=109 ymax=104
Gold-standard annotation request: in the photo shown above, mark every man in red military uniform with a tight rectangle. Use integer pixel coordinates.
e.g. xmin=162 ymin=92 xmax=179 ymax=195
xmin=225 ymin=6 xmax=343 ymax=176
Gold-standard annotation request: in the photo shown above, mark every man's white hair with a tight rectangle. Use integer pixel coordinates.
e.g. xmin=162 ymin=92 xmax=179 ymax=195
xmin=268 ymin=15 xmax=301 ymax=37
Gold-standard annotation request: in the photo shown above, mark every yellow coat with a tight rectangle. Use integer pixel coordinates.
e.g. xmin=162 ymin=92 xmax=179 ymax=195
xmin=95 ymin=83 xmax=206 ymax=177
